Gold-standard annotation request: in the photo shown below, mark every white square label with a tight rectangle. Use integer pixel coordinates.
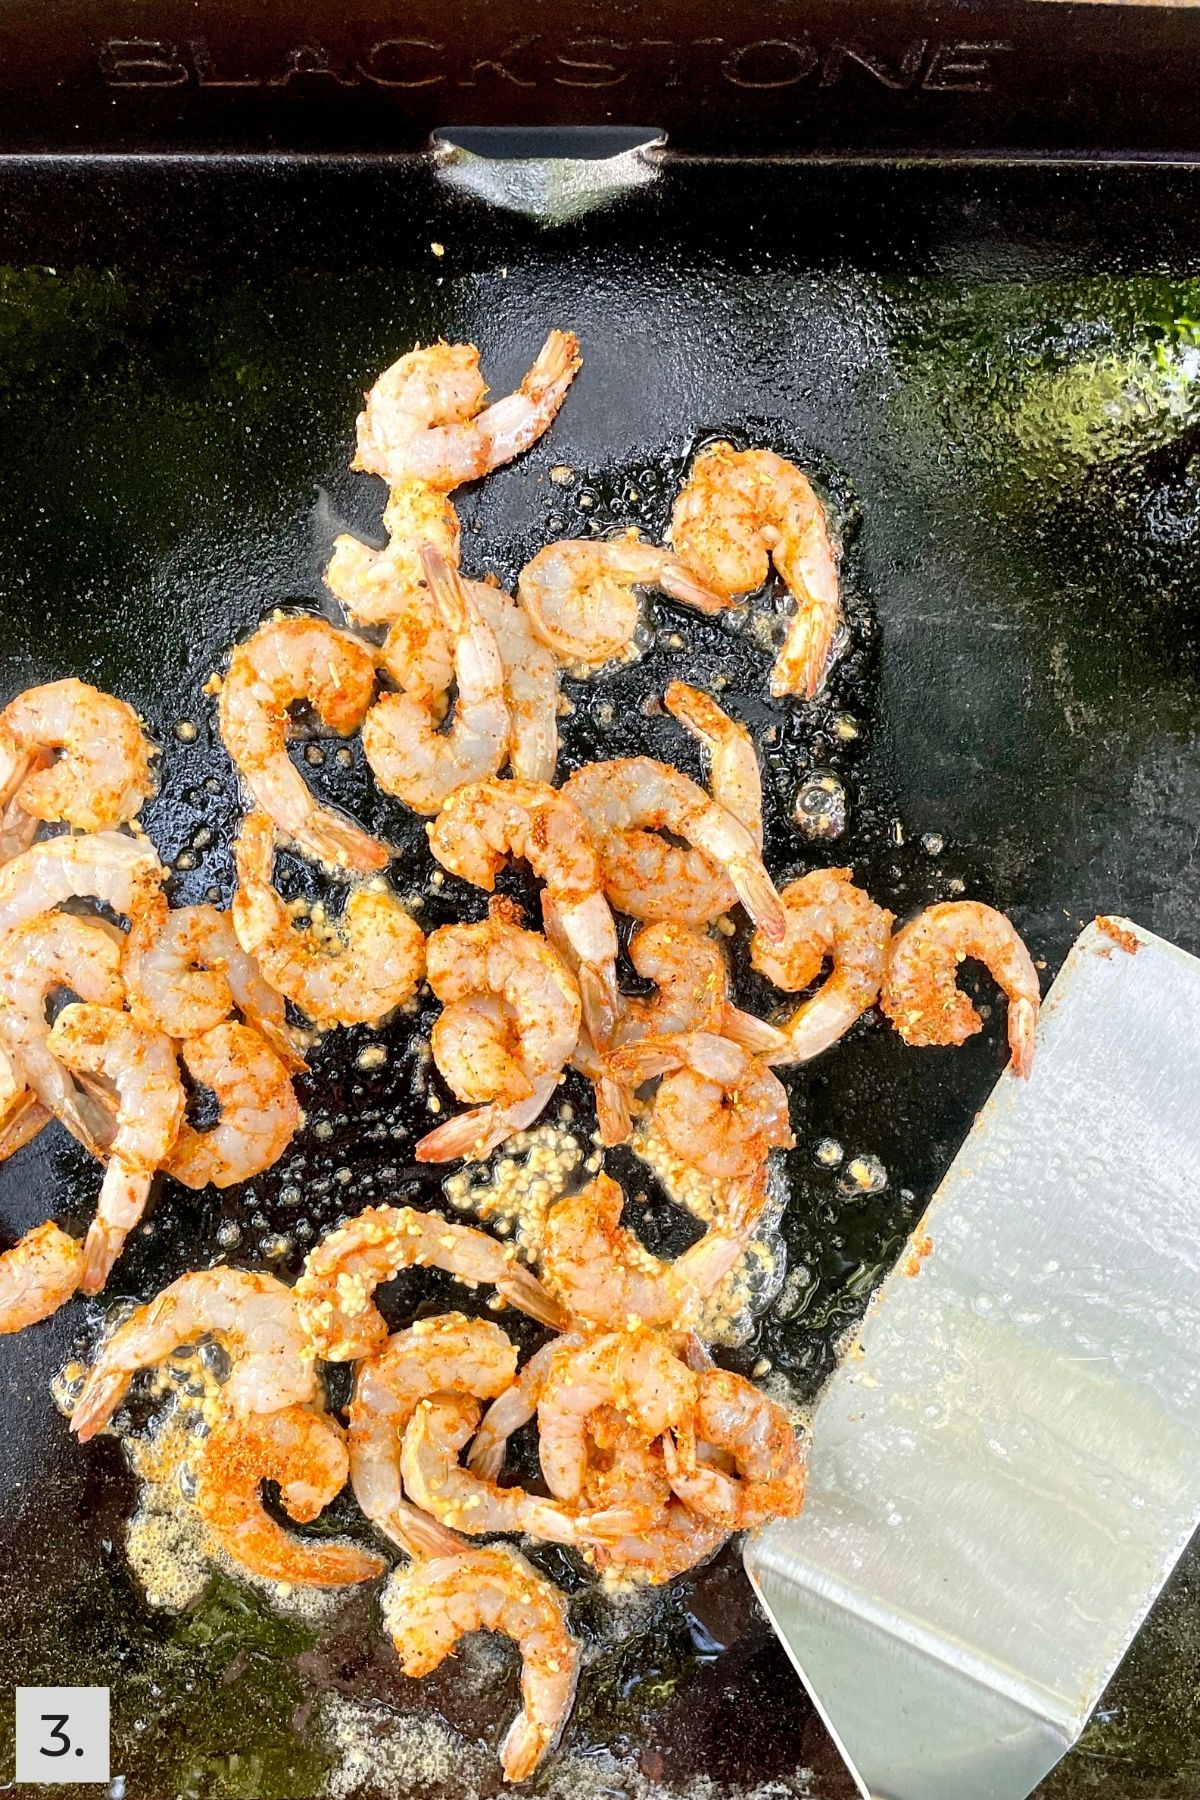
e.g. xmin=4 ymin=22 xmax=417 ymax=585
xmin=15 ymin=1688 xmax=110 ymax=1784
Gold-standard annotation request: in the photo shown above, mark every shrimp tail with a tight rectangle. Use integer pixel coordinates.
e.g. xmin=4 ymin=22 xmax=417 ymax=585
xmin=525 ymin=328 xmax=582 ymax=404
xmin=606 ymin=1040 xmax=681 ymax=1086
xmin=415 ymin=1105 xmax=512 ymax=1164
xmin=496 ymin=1267 xmax=570 ymax=1333
xmin=594 ymin=1075 xmax=633 ymax=1147
xmin=383 ymin=1499 xmax=468 ymax=1560
xmin=719 ymin=1005 xmax=791 ymax=1059
xmin=769 ymin=603 xmax=839 ymax=702
xmin=80 ymin=1218 xmax=126 ymax=1296
xmin=659 ymin=563 xmax=731 ymax=617
xmin=300 ymin=808 xmax=391 ymax=874
xmin=730 ymin=861 xmax=786 ymax=943
xmin=208 ymin=1514 xmax=388 ymax=1587
xmin=1009 ymin=996 xmax=1038 ymax=1079
xmin=577 ymin=961 xmax=618 ymax=1051
xmin=70 ymin=1371 xmax=130 ymax=1441
xmin=0 ymin=1092 xmax=51 ymax=1163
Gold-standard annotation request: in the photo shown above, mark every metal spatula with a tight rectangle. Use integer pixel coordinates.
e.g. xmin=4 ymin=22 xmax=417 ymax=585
xmin=745 ymin=916 xmax=1200 ymax=1800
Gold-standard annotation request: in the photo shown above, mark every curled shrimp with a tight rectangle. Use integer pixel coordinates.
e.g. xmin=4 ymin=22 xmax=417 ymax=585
xmin=354 ymin=331 xmax=581 ymax=491
xmin=123 ymin=895 xmax=302 ymax=1067
xmin=401 ymin=1391 xmax=647 ymax=1547
xmin=539 ymin=1172 xmax=763 ymax=1333
xmin=751 ymin=868 xmax=894 ymax=1064
xmin=609 ymin=1031 xmax=793 ymax=1178
xmin=428 ymin=777 xmax=619 ymax=1044
xmin=0 ymin=912 xmax=125 ymax=1155
xmin=348 ymin=1313 xmax=515 ymax=1557
xmin=0 ymin=830 xmax=164 ymax=938
xmin=880 ymin=900 xmax=1040 ymax=1077
xmin=362 ymin=549 xmax=510 ymax=814
xmin=46 ymin=1003 xmax=185 ymax=1293
xmin=165 ymin=1022 xmax=301 ymax=1190
xmin=71 ymin=1267 xmax=317 ymax=1442
xmin=217 ymin=614 xmax=389 ymax=872
xmin=326 ymin=479 xmax=461 ymax=630
xmin=473 ymin=582 xmax=559 ymax=783
xmin=561 ymin=758 xmax=785 ymax=941
xmin=0 ymin=678 xmax=155 ymax=831
xmin=423 ymin=903 xmax=580 ymax=1107
xmin=232 ymin=810 xmax=424 ymax=1029
xmin=195 ymin=1403 xmax=388 ymax=1587
xmin=670 ymin=443 xmax=841 ymax=699
xmin=381 ymin=1544 xmax=580 ymax=1782
xmin=0 ymin=1221 xmax=84 ymax=1334
xmin=294 ymin=1203 xmax=565 ymax=1362
xmin=663 ymin=681 xmax=763 ymax=849
xmin=619 ymin=921 xmax=786 ymax=1057
xmin=663 ymin=1367 xmax=806 ymax=1530
xmin=581 ymin=1410 xmax=726 ymax=1586
xmin=537 ymin=1330 xmax=697 ymax=1502
xmin=518 ymin=536 xmax=724 ymax=670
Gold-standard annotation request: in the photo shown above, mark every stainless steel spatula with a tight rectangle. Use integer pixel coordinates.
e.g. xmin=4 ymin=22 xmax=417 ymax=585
xmin=745 ymin=916 xmax=1200 ymax=1800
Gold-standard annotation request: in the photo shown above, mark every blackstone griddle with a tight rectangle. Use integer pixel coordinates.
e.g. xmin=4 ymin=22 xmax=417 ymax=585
xmin=1 ymin=5 xmax=1200 ymax=1796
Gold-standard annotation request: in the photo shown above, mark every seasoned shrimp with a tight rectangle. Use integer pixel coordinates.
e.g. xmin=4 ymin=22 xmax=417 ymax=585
xmin=124 ymin=896 xmax=302 ymax=1066
xmin=354 ymin=331 xmax=581 ymax=491
xmin=473 ymin=582 xmax=559 ymax=783
xmin=326 ymin=478 xmax=461 ymax=629
xmin=362 ymin=549 xmax=510 ymax=814
xmin=47 ymin=1003 xmax=185 ymax=1293
xmin=232 ymin=810 xmax=424 ymax=1029
xmin=620 ymin=921 xmax=786 ymax=1057
xmin=518 ymin=537 xmax=724 ymax=670
xmin=195 ymin=1403 xmax=388 ymax=1587
xmin=217 ymin=614 xmax=389 ymax=871
xmin=426 ymin=906 xmax=581 ymax=1107
xmin=348 ymin=1313 xmax=515 ymax=1557
xmin=381 ymin=1545 xmax=580 ymax=1783
xmin=880 ymin=900 xmax=1040 ymax=1077
xmin=0 ymin=913 xmax=124 ymax=1154
xmin=561 ymin=758 xmax=785 ymax=941
xmin=609 ymin=1031 xmax=793 ymax=1179
xmin=0 ymin=1222 xmax=84 ymax=1334
xmin=401 ymin=1392 xmax=648 ymax=1546
xmin=539 ymin=1172 xmax=762 ymax=1332
xmin=751 ymin=868 xmax=894 ymax=1063
xmin=0 ymin=830 xmax=164 ymax=938
xmin=594 ymin=1495 xmax=727 ymax=1587
xmin=71 ymin=1267 xmax=317 ymax=1441
xmin=670 ymin=443 xmax=841 ymax=699
xmin=537 ymin=1330 xmax=697 ymax=1502
xmin=0 ymin=678 xmax=155 ymax=830
xmin=663 ymin=681 xmax=763 ymax=848
xmin=165 ymin=1022 xmax=301 ymax=1190
xmin=294 ymin=1203 xmax=565 ymax=1362
xmin=663 ymin=1367 xmax=805 ymax=1529
xmin=428 ymin=777 xmax=619 ymax=1044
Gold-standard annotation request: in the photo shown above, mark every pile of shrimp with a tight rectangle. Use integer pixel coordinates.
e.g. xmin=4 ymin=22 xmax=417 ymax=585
xmin=0 ymin=331 xmax=1043 ymax=1783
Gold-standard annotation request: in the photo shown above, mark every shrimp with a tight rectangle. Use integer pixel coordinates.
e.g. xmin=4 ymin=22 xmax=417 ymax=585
xmin=561 ymin=758 xmax=785 ymax=942
xmin=70 ymin=1267 xmax=317 ymax=1442
xmin=426 ymin=906 xmax=581 ymax=1107
xmin=348 ymin=1313 xmax=516 ymax=1557
xmin=0 ymin=913 xmax=125 ymax=1155
xmin=473 ymin=582 xmax=559 ymax=783
xmin=620 ymin=921 xmax=786 ymax=1058
xmin=165 ymin=1022 xmax=301 ymax=1190
xmin=381 ymin=1545 xmax=580 ymax=1782
xmin=232 ymin=810 xmax=424 ymax=1029
xmin=0 ymin=1222 xmax=84 ymax=1334
xmin=662 ymin=1367 xmax=806 ymax=1530
xmin=517 ymin=537 xmax=724 ymax=670
xmin=401 ymin=1392 xmax=649 ymax=1546
xmin=537 ymin=1330 xmax=697 ymax=1502
xmin=466 ymin=1338 xmax=567 ymax=1483
xmin=751 ymin=868 xmax=894 ymax=1064
xmin=669 ymin=443 xmax=841 ymax=699
xmin=46 ymin=1003 xmax=186 ymax=1294
xmin=0 ymin=678 xmax=155 ymax=831
xmin=0 ymin=830 xmax=164 ymax=938
xmin=427 ymin=777 xmax=619 ymax=1045
xmin=879 ymin=900 xmax=1040 ymax=1077
xmin=217 ymin=614 xmax=389 ymax=871
xmin=123 ymin=895 xmax=303 ymax=1067
xmin=539 ymin=1172 xmax=763 ymax=1333
xmin=414 ymin=1074 xmax=560 ymax=1166
xmin=195 ymin=1403 xmax=388 ymax=1587
xmin=362 ymin=549 xmax=510 ymax=814
xmin=593 ymin=1495 xmax=728 ymax=1587
xmin=294 ymin=1203 xmax=565 ymax=1362
xmin=354 ymin=331 xmax=581 ymax=491
xmin=326 ymin=478 xmax=461 ymax=629
xmin=609 ymin=1031 xmax=793 ymax=1180
xmin=663 ymin=681 xmax=763 ymax=849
